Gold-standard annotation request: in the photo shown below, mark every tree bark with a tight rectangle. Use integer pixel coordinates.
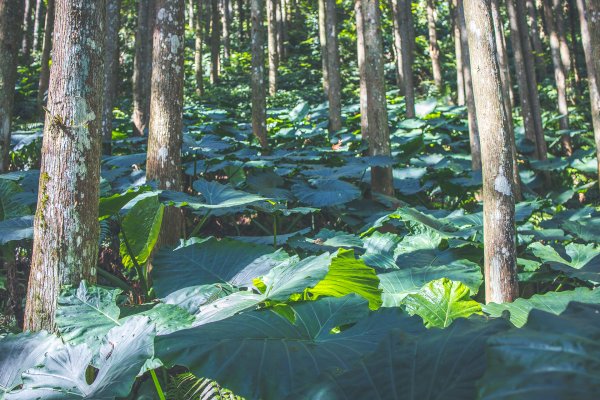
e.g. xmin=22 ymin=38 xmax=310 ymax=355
xmin=390 ymin=0 xmax=415 ymax=117
xmin=238 ymin=0 xmax=244 ymax=41
xmin=426 ymin=0 xmax=443 ymax=92
xmin=132 ymin=0 xmax=155 ymax=136
xmin=507 ymin=0 xmax=547 ymax=160
xmin=195 ymin=0 xmax=204 ymax=96
xmin=356 ymin=0 xmax=393 ymax=196
xmin=553 ymin=0 xmax=572 ymax=73
xmin=24 ymin=0 xmax=105 ymax=331
xmin=147 ymin=0 xmax=185 ymax=246
xmin=576 ymin=0 xmax=600 ymax=191
xmin=464 ymin=0 xmax=519 ymax=304
xmin=543 ymin=0 xmax=573 ymax=155
xmin=452 ymin=0 xmax=465 ymax=106
xmin=267 ymin=0 xmax=278 ymax=94
xmin=325 ymin=0 xmax=342 ymax=132
xmin=221 ymin=0 xmax=231 ymax=64
xmin=318 ymin=0 xmax=328 ymax=94
xmin=32 ymin=0 xmax=44 ymax=51
xmin=0 ymin=0 xmax=24 ymax=172
xmin=36 ymin=0 xmax=54 ymax=112
xmin=102 ymin=0 xmax=121 ymax=155
xmin=251 ymin=0 xmax=268 ymax=148
xmin=21 ymin=0 xmax=34 ymax=60
xmin=526 ymin=0 xmax=545 ymax=77
xmin=458 ymin=0 xmax=481 ymax=169
xmin=210 ymin=0 xmax=221 ymax=84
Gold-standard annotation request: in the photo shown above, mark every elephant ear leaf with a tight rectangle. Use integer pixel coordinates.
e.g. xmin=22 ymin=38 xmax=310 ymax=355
xmin=6 ymin=317 xmax=155 ymax=400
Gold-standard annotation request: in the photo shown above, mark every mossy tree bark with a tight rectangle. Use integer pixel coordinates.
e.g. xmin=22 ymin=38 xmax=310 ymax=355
xmin=251 ymin=0 xmax=268 ymax=148
xmin=464 ymin=0 xmax=519 ymax=303
xmin=147 ymin=0 xmax=186 ymax=246
xmin=24 ymin=0 xmax=105 ymax=332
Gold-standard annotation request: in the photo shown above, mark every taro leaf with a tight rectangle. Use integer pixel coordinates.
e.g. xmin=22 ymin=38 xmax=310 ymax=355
xmin=152 ymin=237 xmax=289 ymax=296
xmin=6 ymin=317 xmax=155 ymax=400
xmin=395 ymin=233 xmax=482 ymax=270
xmin=529 ymin=242 xmax=600 ymax=284
xmin=288 ymin=101 xmax=310 ymax=122
xmin=229 ymin=228 xmax=311 ymax=246
xmin=0 ymin=331 xmax=62 ymax=396
xmin=561 ymin=217 xmax=600 ymax=242
xmin=303 ymin=317 xmax=511 ymax=400
xmin=379 ymin=261 xmax=482 ymax=307
xmin=0 ymin=216 xmax=34 ymax=244
xmin=0 ymin=179 xmax=30 ymax=221
xmin=291 ymin=179 xmax=361 ymax=207
xmin=308 ymin=249 xmax=382 ymax=309
xmin=483 ymin=287 xmax=600 ymax=327
xmin=192 ymin=179 xmax=267 ymax=210
xmin=98 ymin=187 xmax=150 ymax=220
xmin=162 ymin=284 xmax=235 ymax=315
xmin=479 ymin=302 xmax=600 ymax=399
xmin=157 ymin=296 xmax=420 ymax=400
xmin=361 ymin=231 xmax=402 ymax=271
xmin=121 ymin=303 xmax=193 ymax=336
xmin=119 ymin=194 xmax=164 ymax=269
xmin=56 ymin=281 xmax=121 ymax=347
xmin=403 ymin=278 xmax=482 ymax=328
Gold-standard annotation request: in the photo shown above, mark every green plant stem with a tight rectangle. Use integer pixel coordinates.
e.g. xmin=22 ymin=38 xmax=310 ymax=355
xmin=273 ymin=214 xmax=278 ymax=248
xmin=119 ymin=217 xmax=149 ymax=297
xmin=97 ymin=267 xmax=132 ymax=292
xmin=189 ymin=211 xmax=211 ymax=238
xmin=286 ymin=213 xmax=305 ymax=233
xmin=150 ymin=369 xmax=166 ymax=400
xmin=252 ymin=218 xmax=272 ymax=236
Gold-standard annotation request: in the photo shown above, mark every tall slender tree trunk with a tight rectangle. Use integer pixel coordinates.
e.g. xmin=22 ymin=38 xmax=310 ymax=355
xmin=210 ymin=0 xmax=221 ymax=84
xmin=102 ymin=0 xmax=121 ymax=155
xmin=576 ymin=0 xmax=600 ymax=191
xmin=507 ymin=0 xmax=547 ymax=160
xmin=318 ymin=0 xmax=328 ymax=94
xmin=390 ymin=0 xmax=415 ymax=118
xmin=356 ymin=0 xmax=393 ymax=196
xmin=355 ymin=0 xmax=368 ymax=136
xmin=568 ymin=0 xmax=582 ymax=87
xmin=147 ymin=0 xmax=185 ymax=246
xmin=553 ymin=0 xmax=571 ymax=73
xmin=221 ymin=0 xmax=231 ymax=64
xmin=24 ymin=0 xmax=105 ymax=332
xmin=491 ymin=0 xmax=521 ymax=200
xmin=464 ymin=0 xmax=518 ymax=304
xmin=526 ymin=0 xmax=545 ymax=77
xmin=251 ymin=0 xmax=268 ymax=148
xmin=452 ymin=0 xmax=465 ymax=106
xmin=188 ymin=0 xmax=195 ymax=28
xmin=21 ymin=0 xmax=34 ymax=60
xmin=195 ymin=0 xmax=204 ymax=96
xmin=0 ymin=0 xmax=24 ymax=172
xmin=458 ymin=0 xmax=481 ymax=169
xmin=36 ymin=0 xmax=54 ymax=112
xmin=132 ymin=0 xmax=155 ymax=136
xmin=276 ymin=0 xmax=284 ymax=59
xmin=32 ymin=0 xmax=44 ymax=51
xmin=543 ymin=0 xmax=573 ymax=155
xmin=325 ymin=0 xmax=341 ymax=132
xmin=426 ymin=0 xmax=443 ymax=92
xmin=267 ymin=0 xmax=278 ymax=94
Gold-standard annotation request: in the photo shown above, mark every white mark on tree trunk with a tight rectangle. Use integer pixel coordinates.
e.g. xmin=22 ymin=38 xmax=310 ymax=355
xmin=494 ymin=168 xmax=511 ymax=196
xmin=158 ymin=146 xmax=168 ymax=167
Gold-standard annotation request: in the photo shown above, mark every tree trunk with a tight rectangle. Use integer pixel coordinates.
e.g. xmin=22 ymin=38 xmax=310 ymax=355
xmin=526 ymin=0 xmax=545 ymax=77
xmin=251 ymin=0 xmax=268 ymax=148
xmin=543 ymin=0 xmax=573 ymax=155
xmin=221 ymin=0 xmax=231 ymax=64
xmin=275 ymin=0 xmax=284 ymax=59
xmin=24 ymin=0 xmax=105 ymax=332
xmin=491 ymin=0 xmax=521 ymax=200
xmin=390 ymin=0 xmax=415 ymax=118
xmin=507 ymin=0 xmax=547 ymax=160
xmin=568 ymin=0 xmax=582 ymax=87
xmin=21 ymin=0 xmax=34 ymax=60
xmin=318 ymin=0 xmax=328 ymax=94
xmin=32 ymin=0 xmax=44 ymax=51
xmin=147 ymin=0 xmax=185 ymax=246
xmin=576 ymin=0 xmax=600 ymax=191
xmin=355 ymin=0 xmax=368 ymax=136
xmin=325 ymin=0 xmax=341 ymax=132
xmin=0 ymin=0 xmax=24 ymax=172
xmin=458 ymin=0 xmax=481 ymax=169
xmin=267 ymin=0 xmax=278 ymax=94
xmin=210 ymin=0 xmax=221 ymax=84
xmin=195 ymin=0 xmax=204 ymax=96
xmin=132 ymin=0 xmax=155 ymax=136
xmin=426 ymin=0 xmax=443 ymax=92
xmin=36 ymin=0 xmax=54 ymax=112
xmin=452 ymin=0 xmax=465 ymax=106
xmin=553 ymin=0 xmax=571 ymax=73
xmin=102 ymin=0 xmax=121 ymax=156
xmin=238 ymin=0 xmax=244 ymax=41
xmin=188 ymin=0 xmax=195 ymax=29
xmin=356 ymin=0 xmax=393 ymax=196
xmin=464 ymin=0 xmax=519 ymax=304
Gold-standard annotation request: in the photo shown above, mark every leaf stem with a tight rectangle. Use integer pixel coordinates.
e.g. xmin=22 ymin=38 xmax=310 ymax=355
xmin=150 ymin=369 xmax=166 ymax=400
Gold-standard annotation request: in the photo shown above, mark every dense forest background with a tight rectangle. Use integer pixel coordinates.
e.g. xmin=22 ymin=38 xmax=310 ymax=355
xmin=1 ymin=0 xmax=600 ymax=399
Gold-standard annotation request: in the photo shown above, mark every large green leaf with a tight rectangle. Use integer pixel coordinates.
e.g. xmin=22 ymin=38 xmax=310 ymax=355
xmin=303 ymin=317 xmax=511 ymax=400
xmin=157 ymin=296 xmax=423 ymax=400
xmin=0 ymin=332 xmax=62 ymax=396
xmin=483 ymin=287 xmax=600 ymax=327
xmin=0 ymin=179 xmax=30 ymax=221
xmin=119 ymin=194 xmax=164 ymax=269
xmin=360 ymin=231 xmax=402 ymax=270
xmin=308 ymin=249 xmax=382 ymax=309
xmin=291 ymin=179 xmax=361 ymax=207
xmin=479 ymin=302 xmax=600 ymax=399
xmin=0 ymin=216 xmax=34 ymax=244
xmin=378 ymin=260 xmax=482 ymax=306
xmin=98 ymin=187 xmax=151 ymax=220
xmin=529 ymin=242 xmax=600 ymax=284
xmin=192 ymin=179 xmax=267 ymax=209
xmin=152 ymin=237 xmax=289 ymax=297
xmin=402 ymin=278 xmax=482 ymax=328
xmin=6 ymin=317 xmax=155 ymax=400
